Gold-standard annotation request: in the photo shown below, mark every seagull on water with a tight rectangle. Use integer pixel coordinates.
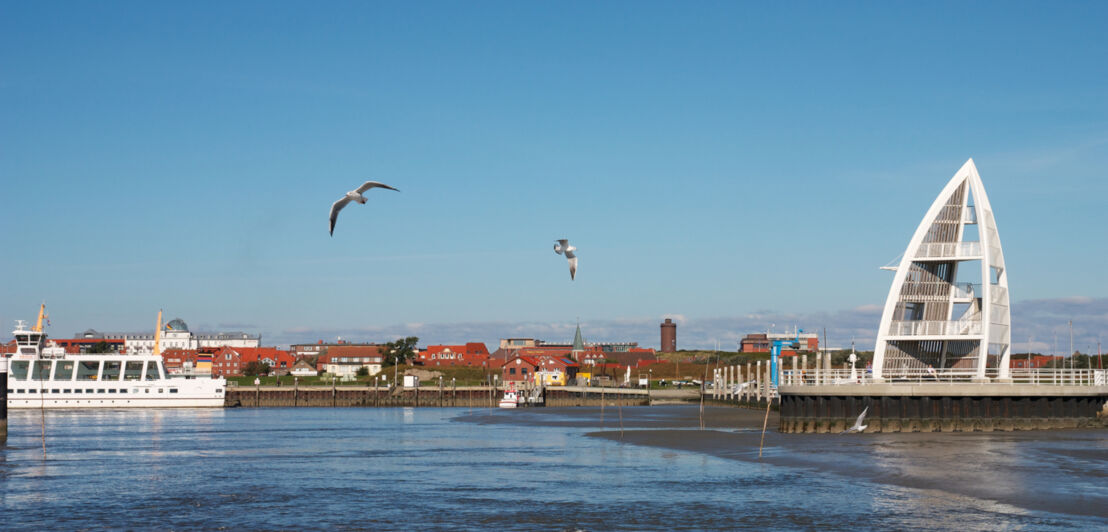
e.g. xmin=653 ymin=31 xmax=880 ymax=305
xmin=554 ymin=239 xmax=577 ymax=280
xmin=842 ymin=406 xmax=869 ymax=434
xmin=329 ymin=181 xmax=399 ymax=236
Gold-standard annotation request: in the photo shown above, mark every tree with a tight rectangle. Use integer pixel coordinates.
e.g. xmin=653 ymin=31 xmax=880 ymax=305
xmin=356 ymin=366 xmax=370 ymax=377
xmin=88 ymin=341 xmax=114 ymax=354
xmin=383 ymin=336 xmax=419 ymax=366
xmin=243 ymin=361 xmax=271 ymax=376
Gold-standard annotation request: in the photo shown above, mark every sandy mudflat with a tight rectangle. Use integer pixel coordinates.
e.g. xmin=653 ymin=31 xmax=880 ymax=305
xmin=471 ymin=404 xmax=1108 ymax=519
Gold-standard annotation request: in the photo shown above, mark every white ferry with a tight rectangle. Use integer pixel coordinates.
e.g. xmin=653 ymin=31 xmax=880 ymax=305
xmin=4 ymin=311 xmax=225 ymax=409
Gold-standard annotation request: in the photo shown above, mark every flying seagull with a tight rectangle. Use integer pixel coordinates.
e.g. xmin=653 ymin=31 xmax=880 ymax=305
xmin=554 ymin=239 xmax=577 ymax=280
xmin=329 ymin=181 xmax=399 ymax=236
xmin=841 ymin=406 xmax=869 ymax=434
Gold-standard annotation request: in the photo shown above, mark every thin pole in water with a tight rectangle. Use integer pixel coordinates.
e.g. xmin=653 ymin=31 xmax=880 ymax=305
xmin=617 ymin=400 xmax=624 ymax=440
xmin=39 ymin=364 xmax=46 ymax=459
xmin=758 ymin=398 xmax=771 ymax=459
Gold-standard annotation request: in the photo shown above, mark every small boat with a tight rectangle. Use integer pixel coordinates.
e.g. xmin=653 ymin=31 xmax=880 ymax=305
xmin=498 ymin=384 xmax=522 ymax=408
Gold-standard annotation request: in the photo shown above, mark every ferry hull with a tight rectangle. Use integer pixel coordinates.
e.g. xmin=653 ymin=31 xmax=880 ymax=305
xmin=8 ymin=397 xmax=224 ymax=409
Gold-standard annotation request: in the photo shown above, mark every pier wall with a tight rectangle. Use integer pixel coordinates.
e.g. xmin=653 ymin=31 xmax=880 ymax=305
xmin=776 ymin=385 xmax=1108 ymax=433
xmin=226 ymin=385 xmax=649 ymax=408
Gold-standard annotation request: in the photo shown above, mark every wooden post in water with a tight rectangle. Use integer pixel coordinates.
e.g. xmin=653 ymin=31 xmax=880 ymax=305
xmin=764 ymin=360 xmax=771 ymax=404
xmin=744 ymin=363 xmax=752 ymax=402
xmin=452 ymin=378 xmax=456 ymax=407
xmin=439 ymin=377 xmax=444 ymax=407
xmin=1 ymin=357 xmax=7 ymax=444
xmin=756 ymin=361 xmax=762 ymax=403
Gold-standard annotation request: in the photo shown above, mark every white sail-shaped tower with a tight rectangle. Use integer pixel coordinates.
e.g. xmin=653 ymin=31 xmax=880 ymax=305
xmin=873 ymin=159 xmax=1011 ymax=381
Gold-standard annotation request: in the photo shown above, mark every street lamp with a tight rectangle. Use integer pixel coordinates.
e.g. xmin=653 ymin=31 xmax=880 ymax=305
xmin=392 ymin=349 xmax=398 ymax=386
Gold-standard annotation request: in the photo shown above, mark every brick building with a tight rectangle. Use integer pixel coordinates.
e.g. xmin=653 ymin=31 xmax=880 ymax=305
xmin=211 ymin=346 xmax=295 ymax=377
xmin=740 ymin=332 xmax=819 ymax=355
xmin=416 ymin=342 xmax=491 ymax=367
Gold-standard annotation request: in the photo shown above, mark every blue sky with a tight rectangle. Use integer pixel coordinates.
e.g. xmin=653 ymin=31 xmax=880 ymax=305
xmin=2 ymin=2 xmax=1106 ymax=352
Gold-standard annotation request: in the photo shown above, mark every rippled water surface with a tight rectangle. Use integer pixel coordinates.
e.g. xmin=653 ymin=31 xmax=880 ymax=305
xmin=0 ymin=406 xmax=1104 ymax=530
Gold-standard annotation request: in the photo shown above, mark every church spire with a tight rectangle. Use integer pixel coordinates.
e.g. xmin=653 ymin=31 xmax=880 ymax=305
xmin=572 ymin=319 xmax=585 ymax=352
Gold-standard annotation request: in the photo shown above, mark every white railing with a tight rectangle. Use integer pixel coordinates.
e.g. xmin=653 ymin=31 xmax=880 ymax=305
xmin=952 ymin=282 xmax=978 ymax=300
xmin=916 ymin=241 xmax=982 ymax=259
xmin=768 ymin=368 xmax=1107 ymax=387
xmin=887 ymin=319 xmax=982 ymax=337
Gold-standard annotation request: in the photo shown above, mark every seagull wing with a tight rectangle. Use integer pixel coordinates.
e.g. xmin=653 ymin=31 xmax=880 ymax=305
xmin=568 ymin=256 xmax=577 ymax=280
xmin=853 ymin=407 xmax=869 ymax=430
xmin=329 ymin=196 xmax=353 ymax=236
xmin=355 ymin=181 xmax=400 ymax=194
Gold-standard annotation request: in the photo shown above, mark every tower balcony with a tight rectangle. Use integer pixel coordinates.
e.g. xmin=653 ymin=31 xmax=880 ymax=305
xmin=886 ymin=319 xmax=983 ymax=337
xmin=914 ymin=241 xmax=982 ymax=261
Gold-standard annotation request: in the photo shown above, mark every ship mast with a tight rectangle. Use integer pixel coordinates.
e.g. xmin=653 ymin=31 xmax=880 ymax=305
xmin=153 ymin=309 xmax=163 ymax=357
xmin=33 ymin=302 xmax=48 ymax=333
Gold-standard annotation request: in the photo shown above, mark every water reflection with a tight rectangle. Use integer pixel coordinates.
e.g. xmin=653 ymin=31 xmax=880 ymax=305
xmin=0 ymin=407 xmax=1103 ymax=530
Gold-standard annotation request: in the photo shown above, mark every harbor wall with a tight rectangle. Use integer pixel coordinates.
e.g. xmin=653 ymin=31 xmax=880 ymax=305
xmin=226 ymin=385 xmax=650 ymax=408
xmin=777 ymin=392 xmax=1108 ymax=433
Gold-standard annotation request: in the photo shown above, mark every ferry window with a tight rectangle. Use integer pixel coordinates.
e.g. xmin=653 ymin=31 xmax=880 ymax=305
xmin=6 ymin=389 xmax=11 ymax=394
xmin=169 ymin=388 xmax=178 ymax=393
xmin=31 ymin=360 xmax=53 ymax=381
xmin=216 ymin=389 xmax=222 ymax=393
xmin=108 ymin=389 xmax=116 ymax=393
xmin=144 ymin=362 xmax=161 ymax=381
xmin=52 ymin=389 xmax=60 ymax=393
xmin=10 ymin=361 xmax=29 ymax=380
xmin=76 ymin=361 xmax=100 ymax=381
xmin=97 ymin=389 xmax=105 ymax=393
xmin=54 ymin=361 xmax=75 ymax=381
xmin=85 ymin=389 xmax=93 ymax=393
xmin=74 ymin=389 xmax=82 ymax=394
xmin=124 ymin=361 xmax=143 ymax=380
xmin=102 ymin=361 xmax=122 ymax=381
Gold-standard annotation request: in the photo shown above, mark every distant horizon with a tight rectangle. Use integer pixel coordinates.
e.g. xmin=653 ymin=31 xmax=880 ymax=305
xmin=5 ymin=295 xmax=1106 ymax=357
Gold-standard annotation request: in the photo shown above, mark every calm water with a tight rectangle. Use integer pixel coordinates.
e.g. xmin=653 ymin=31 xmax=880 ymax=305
xmin=0 ymin=406 xmax=1105 ymax=530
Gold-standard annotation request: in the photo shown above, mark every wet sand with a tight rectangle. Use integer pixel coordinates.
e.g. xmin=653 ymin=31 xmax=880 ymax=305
xmin=471 ymin=405 xmax=1108 ymax=520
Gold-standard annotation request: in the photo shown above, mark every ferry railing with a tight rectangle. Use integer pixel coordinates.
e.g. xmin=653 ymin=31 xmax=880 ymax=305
xmin=772 ymin=368 xmax=1106 ymax=387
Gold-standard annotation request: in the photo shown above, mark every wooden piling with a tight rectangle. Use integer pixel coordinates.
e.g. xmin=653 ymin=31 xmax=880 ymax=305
xmin=1 ymin=358 xmax=7 ymax=444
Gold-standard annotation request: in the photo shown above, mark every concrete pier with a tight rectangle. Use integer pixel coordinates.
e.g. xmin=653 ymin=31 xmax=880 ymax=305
xmin=777 ymin=382 xmax=1108 ymax=433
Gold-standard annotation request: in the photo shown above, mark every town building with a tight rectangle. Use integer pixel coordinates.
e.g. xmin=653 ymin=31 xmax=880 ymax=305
xmin=501 ymin=354 xmax=579 ymax=385
xmin=76 ymin=318 xmax=260 ymax=355
xmin=416 ymin=342 xmax=491 ymax=367
xmin=161 ymin=348 xmax=201 ymax=375
xmin=46 ymin=337 xmax=126 ymax=354
xmin=492 ymin=327 xmax=648 ymax=364
xmin=210 ymin=346 xmax=295 ymax=377
xmin=315 ymin=345 xmax=385 ymax=378
xmin=740 ymin=331 xmax=819 ymax=354
xmin=290 ymin=359 xmax=319 ymax=377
